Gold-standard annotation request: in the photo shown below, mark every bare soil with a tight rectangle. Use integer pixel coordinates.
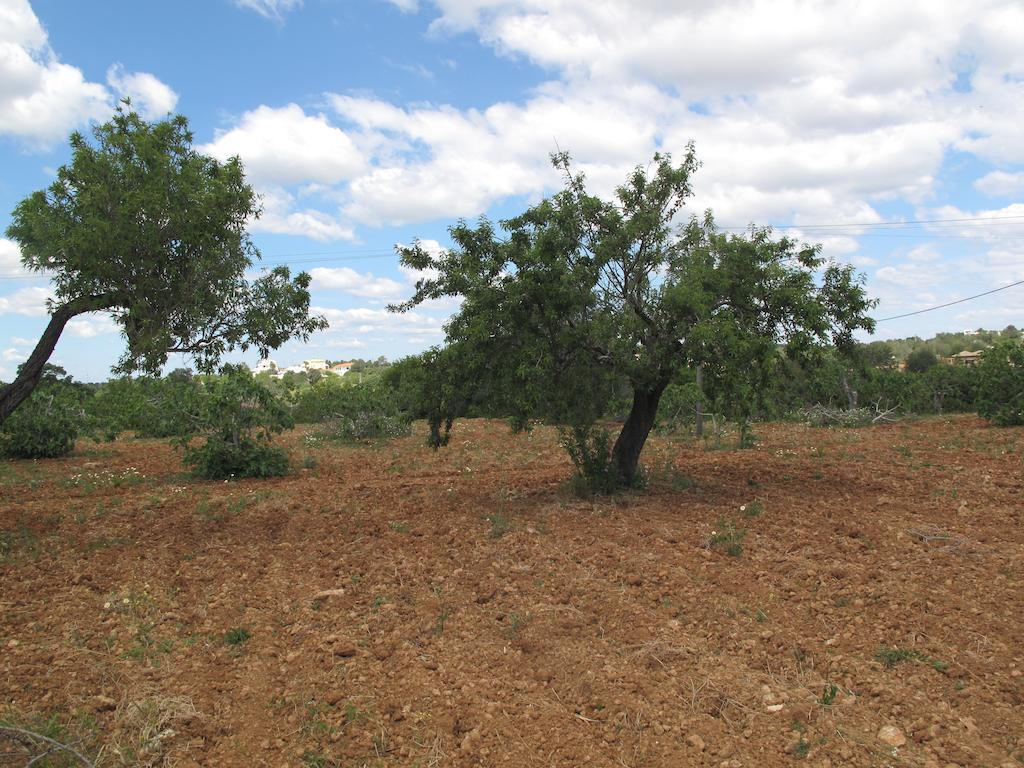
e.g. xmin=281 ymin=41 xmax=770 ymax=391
xmin=1 ymin=415 xmax=1022 ymax=767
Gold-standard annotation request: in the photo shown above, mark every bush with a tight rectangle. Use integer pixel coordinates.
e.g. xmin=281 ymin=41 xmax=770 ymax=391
xmin=307 ymin=383 xmax=412 ymax=443
xmin=184 ymin=436 xmax=289 ymax=479
xmin=180 ymin=364 xmax=293 ymax=479
xmin=558 ymin=425 xmax=624 ymax=496
xmin=1 ymin=382 xmax=84 ymax=459
xmin=85 ymin=375 xmax=202 ymax=439
xmin=976 ymin=340 xmax=1024 ymax=426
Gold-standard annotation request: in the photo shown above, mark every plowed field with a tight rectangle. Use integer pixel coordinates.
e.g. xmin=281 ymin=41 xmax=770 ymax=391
xmin=2 ymin=415 xmax=1022 ymax=767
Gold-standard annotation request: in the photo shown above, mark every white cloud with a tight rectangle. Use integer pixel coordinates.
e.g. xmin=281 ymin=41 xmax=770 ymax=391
xmin=875 ymin=263 xmax=947 ymax=289
xmin=387 ymin=0 xmax=420 ymax=12
xmin=974 ymin=170 xmax=1024 ymax=197
xmin=233 ymin=0 xmax=302 ymax=21
xmin=0 ymin=238 xmax=29 ymax=277
xmin=314 ymin=305 xmax=445 ymax=338
xmin=106 ymin=64 xmax=178 ymax=119
xmin=0 ymin=286 xmax=54 ymax=316
xmin=309 ymin=266 xmax=406 ymax=298
xmin=66 ymin=313 xmax=119 ymax=338
xmin=2 ymin=347 xmax=25 ymax=362
xmin=0 ymin=2 xmax=179 ymax=147
xmin=202 ymin=104 xmax=365 ymax=187
xmin=0 ymin=0 xmax=109 ymax=145
xmin=250 ymin=187 xmax=355 ymax=241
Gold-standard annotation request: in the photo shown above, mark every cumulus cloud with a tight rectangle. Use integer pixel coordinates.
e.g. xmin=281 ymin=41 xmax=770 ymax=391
xmin=309 ymin=266 xmax=406 ymax=298
xmin=66 ymin=313 xmax=119 ymax=338
xmin=0 ymin=238 xmax=29 ymax=277
xmin=0 ymin=0 xmax=109 ymax=145
xmin=106 ymin=64 xmax=178 ymax=119
xmin=250 ymin=187 xmax=355 ymax=241
xmin=202 ymin=104 xmax=365 ymax=186
xmin=0 ymin=285 xmax=54 ymax=316
xmin=0 ymin=1 xmax=178 ymax=147
xmin=313 ymin=305 xmax=445 ymax=339
xmin=974 ymin=171 xmax=1024 ymax=198
xmin=233 ymin=0 xmax=302 ymax=21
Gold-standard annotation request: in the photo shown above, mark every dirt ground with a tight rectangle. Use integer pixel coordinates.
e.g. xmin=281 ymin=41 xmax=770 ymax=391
xmin=1 ymin=415 xmax=1022 ymax=767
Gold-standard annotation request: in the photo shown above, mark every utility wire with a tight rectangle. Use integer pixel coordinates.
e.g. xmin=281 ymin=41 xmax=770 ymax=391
xmin=875 ymin=279 xmax=1024 ymax=322
xmin=2 ymin=213 xmax=1023 ymax=280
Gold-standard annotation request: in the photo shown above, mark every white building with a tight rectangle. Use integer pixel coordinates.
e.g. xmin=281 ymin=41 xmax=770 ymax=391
xmin=327 ymin=361 xmax=354 ymax=376
xmin=253 ymin=359 xmax=278 ymax=375
xmin=303 ymin=359 xmax=329 ymax=371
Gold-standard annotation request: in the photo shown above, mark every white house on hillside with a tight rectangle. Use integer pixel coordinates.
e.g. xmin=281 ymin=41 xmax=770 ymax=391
xmin=303 ymin=359 xmax=329 ymax=371
xmin=328 ymin=361 xmax=354 ymax=376
xmin=253 ymin=359 xmax=278 ymax=375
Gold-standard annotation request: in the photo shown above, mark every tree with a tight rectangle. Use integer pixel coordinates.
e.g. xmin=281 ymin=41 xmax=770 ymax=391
xmin=393 ymin=150 xmax=875 ymax=486
xmin=1 ymin=104 xmax=326 ymax=424
xmin=905 ymin=348 xmax=938 ymax=373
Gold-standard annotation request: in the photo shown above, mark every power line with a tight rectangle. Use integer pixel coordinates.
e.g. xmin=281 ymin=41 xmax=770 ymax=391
xmin=719 ymin=213 xmax=1024 ymax=231
xmin=876 ymin=279 xmax=1024 ymax=322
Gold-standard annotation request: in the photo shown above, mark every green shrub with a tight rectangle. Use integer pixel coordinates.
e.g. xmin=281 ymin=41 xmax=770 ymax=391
xmin=85 ymin=374 xmax=202 ymax=439
xmin=1 ymin=384 xmax=83 ymax=459
xmin=307 ymin=383 xmax=412 ymax=443
xmin=976 ymin=340 xmax=1024 ymax=426
xmin=558 ymin=425 xmax=624 ymax=496
xmin=184 ymin=436 xmax=289 ymax=479
xmin=180 ymin=364 xmax=292 ymax=479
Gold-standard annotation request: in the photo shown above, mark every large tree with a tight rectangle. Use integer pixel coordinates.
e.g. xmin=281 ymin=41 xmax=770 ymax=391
xmin=393 ymin=149 xmax=876 ymax=486
xmin=1 ymin=105 xmax=326 ymax=423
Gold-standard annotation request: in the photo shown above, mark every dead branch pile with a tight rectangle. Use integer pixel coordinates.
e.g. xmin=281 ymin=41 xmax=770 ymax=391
xmin=801 ymin=401 xmax=900 ymax=427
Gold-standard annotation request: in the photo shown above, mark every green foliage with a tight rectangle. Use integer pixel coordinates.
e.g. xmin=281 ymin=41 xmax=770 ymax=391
xmin=709 ymin=519 xmax=747 ymax=556
xmin=224 ymin=627 xmax=251 ymax=646
xmin=655 ymin=376 xmax=701 ymax=433
xmin=485 ymin=512 xmax=511 ymax=539
xmin=905 ymin=348 xmax=938 ymax=373
xmin=875 ymin=647 xmax=928 ymax=668
xmin=301 ymin=381 xmax=411 ymax=442
xmin=1 ymin=371 xmax=85 ymax=458
xmin=185 ymin=436 xmax=290 ymax=480
xmin=85 ymin=375 xmax=202 ymax=439
xmin=182 ymin=365 xmax=292 ymax=479
xmin=2 ymin=103 xmax=325 ymax=424
xmin=975 ymin=339 xmax=1024 ymax=426
xmin=392 ymin=150 xmax=875 ymax=486
xmin=558 ymin=425 xmax=624 ymax=496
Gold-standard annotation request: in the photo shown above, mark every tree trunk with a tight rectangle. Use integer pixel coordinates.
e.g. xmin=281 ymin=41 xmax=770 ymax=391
xmin=612 ymin=380 xmax=669 ymax=486
xmin=840 ymin=374 xmax=858 ymax=409
xmin=0 ymin=294 xmax=116 ymax=424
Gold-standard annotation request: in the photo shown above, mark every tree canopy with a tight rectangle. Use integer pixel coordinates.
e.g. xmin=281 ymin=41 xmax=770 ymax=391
xmin=393 ymin=149 xmax=876 ymax=486
xmin=1 ymin=104 xmax=326 ymax=423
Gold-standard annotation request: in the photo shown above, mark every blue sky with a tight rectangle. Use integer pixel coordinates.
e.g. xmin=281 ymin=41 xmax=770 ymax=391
xmin=2 ymin=0 xmax=1023 ymax=382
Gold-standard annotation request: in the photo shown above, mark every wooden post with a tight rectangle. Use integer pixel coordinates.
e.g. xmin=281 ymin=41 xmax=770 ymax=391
xmin=695 ymin=365 xmax=704 ymax=438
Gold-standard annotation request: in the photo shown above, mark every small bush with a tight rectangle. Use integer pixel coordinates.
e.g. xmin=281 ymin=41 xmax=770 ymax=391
xmin=178 ymin=365 xmax=293 ymax=480
xmin=305 ymin=383 xmax=412 ymax=443
xmin=184 ymin=437 xmax=289 ymax=479
xmin=558 ymin=425 xmax=624 ymax=496
xmin=1 ymin=386 xmax=82 ymax=459
xmin=224 ymin=627 xmax=251 ymax=646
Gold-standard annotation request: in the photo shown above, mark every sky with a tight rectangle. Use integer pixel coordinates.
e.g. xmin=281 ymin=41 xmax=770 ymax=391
xmin=1 ymin=0 xmax=1023 ymax=382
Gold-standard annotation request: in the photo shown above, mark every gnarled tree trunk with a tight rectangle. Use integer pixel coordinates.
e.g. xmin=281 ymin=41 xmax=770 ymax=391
xmin=0 ymin=294 xmax=116 ymax=424
xmin=611 ymin=379 xmax=670 ymax=485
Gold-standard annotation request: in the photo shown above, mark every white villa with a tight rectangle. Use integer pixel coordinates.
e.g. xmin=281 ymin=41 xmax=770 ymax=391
xmin=252 ymin=358 xmax=356 ymax=378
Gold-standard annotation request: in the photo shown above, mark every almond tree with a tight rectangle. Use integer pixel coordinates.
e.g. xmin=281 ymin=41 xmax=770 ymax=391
xmin=1 ymin=105 xmax=326 ymax=423
xmin=393 ymin=149 xmax=876 ymax=487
